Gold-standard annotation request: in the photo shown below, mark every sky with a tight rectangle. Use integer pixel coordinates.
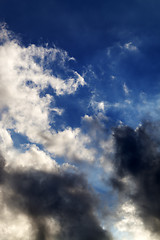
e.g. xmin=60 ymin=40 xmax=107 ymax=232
xmin=0 ymin=0 xmax=160 ymax=239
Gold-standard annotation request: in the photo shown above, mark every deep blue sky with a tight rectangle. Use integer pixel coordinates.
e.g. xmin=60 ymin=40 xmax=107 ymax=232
xmin=1 ymin=0 xmax=160 ymax=61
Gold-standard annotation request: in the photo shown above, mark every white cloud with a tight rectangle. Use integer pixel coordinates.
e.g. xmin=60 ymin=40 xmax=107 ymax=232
xmin=0 ymin=24 xmax=99 ymax=168
xmin=123 ymin=82 xmax=130 ymax=96
xmin=112 ymin=201 xmax=158 ymax=240
xmin=0 ymin=24 xmax=85 ymax=148
xmin=111 ymin=75 xmax=116 ymax=80
xmin=98 ymin=102 xmax=105 ymax=112
xmin=89 ymin=98 xmax=108 ymax=113
xmin=42 ymin=127 xmax=96 ymax=162
xmin=124 ymin=42 xmax=138 ymax=51
xmin=6 ymin=145 xmax=59 ymax=172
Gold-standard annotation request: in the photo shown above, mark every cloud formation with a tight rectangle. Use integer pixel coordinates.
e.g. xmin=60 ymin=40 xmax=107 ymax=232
xmin=0 ymin=23 xmax=85 ymax=144
xmin=0 ymin=153 xmax=111 ymax=240
xmin=112 ymin=121 xmax=160 ymax=236
xmin=0 ymin=24 xmax=113 ymax=240
xmin=1 ymin=20 xmax=160 ymax=240
xmin=0 ymin=24 xmax=93 ymax=165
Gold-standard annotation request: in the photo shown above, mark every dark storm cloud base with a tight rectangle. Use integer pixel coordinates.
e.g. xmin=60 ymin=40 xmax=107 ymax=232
xmin=0 ymin=154 xmax=111 ymax=240
xmin=112 ymin=121 xmax=160 ymax=234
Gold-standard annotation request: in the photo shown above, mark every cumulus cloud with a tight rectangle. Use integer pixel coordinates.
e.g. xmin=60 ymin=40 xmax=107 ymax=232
xmin=112 ymin=121 xmax=160 ymax=236
xmin=0 ymin=24 xmax=96 ymax=166
xmin=41 ymin=127 xmax=96 ymax=163
xmin=113 ymin=201 xmax=158 ymax=240
xmin=0 ymin=23 xmax=85 ymax=146
xmin=0 ymin=153 xmax=111 ymax=240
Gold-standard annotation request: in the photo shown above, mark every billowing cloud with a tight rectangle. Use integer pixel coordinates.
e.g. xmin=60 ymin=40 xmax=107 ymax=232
xmin=113 ymin=201 xmax=158 ymax=240
xmin=42 ymin=127 xmax=96 ymax=163
xmin=0 ymin=23 xmax=85 ymax=145
xmin=112 ymin=121 xmax=160 ymax=236
xmin=0 ymin=24 xmax=96 ymax=165
xmin=0 ymin=153 xmax=111 ymax=240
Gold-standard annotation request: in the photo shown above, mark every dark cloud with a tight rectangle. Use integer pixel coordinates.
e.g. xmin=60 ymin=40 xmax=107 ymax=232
xmin=112 ymin=121 xmax=160 ymax=234
xmin=0 ymin=152 xmax=5 ymax=182
xmin=0 ymin=155 xmax=111 ymax=240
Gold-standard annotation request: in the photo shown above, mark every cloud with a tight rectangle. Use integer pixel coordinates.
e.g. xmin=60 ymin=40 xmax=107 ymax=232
xmin=0 ymin=24 xmax=85 ymax=145
xmin=123 ymin=42 xmax=138 ymax=51
xmin=112 ymin=121 xmax=160 ymax=236
xmin=0 ymin=24 xmax=114 ymax=239
xmin=0 ymin=24 xmax=96 ymax=165
xmin=0 ymin=153 xmax=111 ymax=240
xmin=123 ymin=83 xmax=130 ymax=96
xmin=81 ymin=114 xmax=115 ymax=174
xmin=0 ymin=24 xmax=99 ymax=167
xmin=39 ymin=127 xmax=96 ymax=163
xmin=82 ymin=114 xmax=109 ymax=147
xmin=113 ymin=201 xmax=158 ymax=240
xmin=3 ymin=22 xmax=160 ymax=240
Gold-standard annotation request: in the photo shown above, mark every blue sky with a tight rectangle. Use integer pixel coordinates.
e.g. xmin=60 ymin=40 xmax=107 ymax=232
xmin=0 ymin=1 xmax=160 ymax=240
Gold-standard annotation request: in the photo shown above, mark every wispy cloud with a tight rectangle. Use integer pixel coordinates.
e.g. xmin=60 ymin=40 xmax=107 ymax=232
xmin=123 ymin=83 xmax=130 ymax=96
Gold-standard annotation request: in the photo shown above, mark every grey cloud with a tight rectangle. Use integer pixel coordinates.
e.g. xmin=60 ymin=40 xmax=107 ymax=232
xmin=0 ymin=155 xmax=112 ymax=240
xmin=112 ymin=121 xmax=160 ymax=235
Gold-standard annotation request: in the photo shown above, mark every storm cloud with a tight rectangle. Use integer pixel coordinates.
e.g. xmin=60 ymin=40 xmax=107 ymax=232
xmin=0 ymin=155 xmax=111 ymax=240
xmin=112 ymin=121 xmax=160 ymax=234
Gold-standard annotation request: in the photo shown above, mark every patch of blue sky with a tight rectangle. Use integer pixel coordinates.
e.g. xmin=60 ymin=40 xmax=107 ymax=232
xmin=79 ymin=42 xmax=160 ymax=129
xmin=9 ymin=128 xmax=71 ymax=168
xmin=85 ymin=39 xmax=160 ymax=102
xmin=82 ymin=163 xmax=118 ymax=210
xmin=25 ymin=80 xmax=38 ymax=88
xmin=52 ymin=86 xmax=92 ymax=129
xmin=38 ymin=83 xmax=91 ymax=131
xmin=9 ymin=129 xmax=47 ymax=154
xmin=9 ymin=129 xmax=31 ymax=151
